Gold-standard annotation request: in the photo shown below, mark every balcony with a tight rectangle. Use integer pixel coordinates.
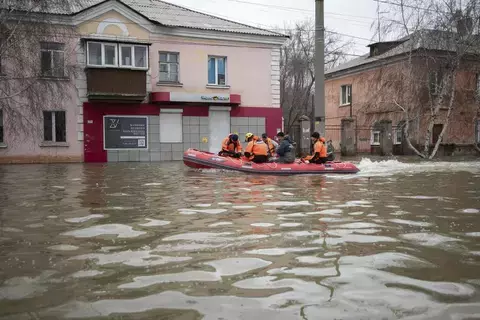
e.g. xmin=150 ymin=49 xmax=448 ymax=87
xmin=86 ymin=68 xmax=147 ymax=102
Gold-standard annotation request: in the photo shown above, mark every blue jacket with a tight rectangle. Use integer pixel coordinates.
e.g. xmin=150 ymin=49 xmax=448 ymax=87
xmin=276 ymin=136 xmax=295 ymax=163
xmin=276 ymin=136 xmax=293 ymax=156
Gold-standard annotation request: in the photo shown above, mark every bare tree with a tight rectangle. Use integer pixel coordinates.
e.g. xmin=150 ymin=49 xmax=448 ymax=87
xmin=279 ymin=20 xmax=351 ymax=133
xmin=0 ymin=0 xmax=80 ymax=143
xmin=364 ymin=0 xmax=480 ymax=159
xmin=475 ymin=88 xmax=480 ymax=153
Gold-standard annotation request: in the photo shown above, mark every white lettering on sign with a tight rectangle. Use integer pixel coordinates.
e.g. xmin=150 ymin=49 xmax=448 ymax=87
xmin=109 ymin=118 xmax=120 ymax=129
xmin=120 ymin=136 xmax=146 ymax=139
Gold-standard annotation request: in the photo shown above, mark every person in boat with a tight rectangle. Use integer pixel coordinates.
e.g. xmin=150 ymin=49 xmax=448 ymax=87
xmin=244 ymin=133 xmax=268 ymax=163
xmin=275 ymin=132 xmax=295 ymax=163
xmin=326 ymin=139 xmax=335 ymax=161
xmin=219 ymin=133 xmax=242 ymax=158
xmin=261 ymin=133 xmax=278 ymax=158
xmin=302 ymin=132 xmax=328 ymax=164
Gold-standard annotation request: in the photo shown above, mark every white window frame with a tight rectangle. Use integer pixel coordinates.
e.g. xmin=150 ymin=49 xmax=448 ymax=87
xmin=43 ymin=110 xmax=66 ymax=143
xmin=340 ymin=84 xmax=352 ymax=105
xmin=119 ymin=44 xmax=148 ymax=70
xmin=87 ymin=41 xmax=118 ymax=67
xmin=207 ymin=56 xmax=227 ymax=86
xmin=159 ymin=52 xmax=180 ymax=83
xmin=40 ymin=42 xmax=65 ymax=77
xmin=371 ymin=130 xmax=380 ymax=146
xmin=159 ymin=110 xmax=183 ymax=143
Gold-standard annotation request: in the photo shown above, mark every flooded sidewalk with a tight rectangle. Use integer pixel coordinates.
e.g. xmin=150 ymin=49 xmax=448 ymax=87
xmin=0 ymin=159 xmax=480 ymax=319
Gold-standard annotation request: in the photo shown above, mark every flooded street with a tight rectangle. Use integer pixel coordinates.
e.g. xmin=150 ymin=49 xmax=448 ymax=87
xmin=0 ymin=159 xmax=480 ymax=319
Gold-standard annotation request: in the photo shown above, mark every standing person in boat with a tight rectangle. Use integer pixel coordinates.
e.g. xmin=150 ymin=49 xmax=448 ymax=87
xmin=275 ymin=132 xmax=295 ymax=163
xmin=302 ymin=132 xmax=328 ymax=164
xmin=326 ymin=139 xmax=335 ymax=161
xmin=244 ymin=133 xmax=268 ymax=163
xmin=261 ymin=133 xmax=278 ymax=159
xmin=219 ymin=133 xmax=242 ymax=158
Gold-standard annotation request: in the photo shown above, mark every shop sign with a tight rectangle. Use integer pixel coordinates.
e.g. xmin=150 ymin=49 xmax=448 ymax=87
xmin=103 ymin=116 xmax=148 ymax=150
xmin=170 ymin=92 xmax=230 ymax=103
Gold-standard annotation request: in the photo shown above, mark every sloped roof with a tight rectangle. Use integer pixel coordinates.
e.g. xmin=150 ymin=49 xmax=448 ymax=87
xmin=6 ymin=0 xmax=285 ymax=37
xmin=326 ymin=29 xmax=480 ymax=77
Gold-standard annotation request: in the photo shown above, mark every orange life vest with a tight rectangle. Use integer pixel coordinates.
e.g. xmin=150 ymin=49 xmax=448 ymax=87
xmin=221 ymin=136 xmax=242 ymax=152
xmin=265 ymin=138 xmax=275 ymax=156
xmin=245 ymin=136 xmax=268 ymax=157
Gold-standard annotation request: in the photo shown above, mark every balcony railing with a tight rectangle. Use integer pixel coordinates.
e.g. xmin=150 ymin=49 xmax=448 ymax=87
xmin=86 ymin=68 xmax=147 ymax=102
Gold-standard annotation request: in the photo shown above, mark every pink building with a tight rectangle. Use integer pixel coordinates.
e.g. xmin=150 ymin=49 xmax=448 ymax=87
xmin=0 ymin=0 xmax=287 ymax=163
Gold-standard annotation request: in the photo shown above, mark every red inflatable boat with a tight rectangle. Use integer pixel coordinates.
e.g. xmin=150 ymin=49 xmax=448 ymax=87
xmin=183 ymin=149 xmax=359 ymax=175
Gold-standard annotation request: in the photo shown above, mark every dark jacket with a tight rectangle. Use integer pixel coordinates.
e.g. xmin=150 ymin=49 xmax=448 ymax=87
xmin=276 ymin=136 xmax=295 ymax=163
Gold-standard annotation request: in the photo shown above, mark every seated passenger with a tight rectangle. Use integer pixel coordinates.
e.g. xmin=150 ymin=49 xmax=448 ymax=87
xmin=261 ymin=133 xmax=278 ymax=158
xmin=244 ymin=133 xmax=268 ymax=163
xmin=326 ymin=139 xmax=335 ymax=161
xmin=276 ymin=132 xmax=295 ymax=163
xmin=218 ymin=134 xmax=242 ymax=158
xmin=302 ymin=132 xmax=328 ymax=164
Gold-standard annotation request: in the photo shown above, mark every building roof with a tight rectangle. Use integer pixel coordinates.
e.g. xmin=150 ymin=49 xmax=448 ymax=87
xmin=326 ymin=29 xmax=480 ymax=77
xmin=8 ymin=0 xmax=285 ymax=38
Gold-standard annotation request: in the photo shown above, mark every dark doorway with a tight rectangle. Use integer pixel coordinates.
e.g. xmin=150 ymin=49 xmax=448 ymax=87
xmin=432 ymin=124 xmax=443 ymax=145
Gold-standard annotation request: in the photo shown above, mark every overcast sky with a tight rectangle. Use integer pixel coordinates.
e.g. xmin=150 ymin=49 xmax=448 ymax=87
xmin=162 ymin=0 xmax=381 ymax=55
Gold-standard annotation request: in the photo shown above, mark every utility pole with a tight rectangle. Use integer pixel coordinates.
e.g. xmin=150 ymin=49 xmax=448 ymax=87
xmin=314 ymin=0 xmax=325 ymax=137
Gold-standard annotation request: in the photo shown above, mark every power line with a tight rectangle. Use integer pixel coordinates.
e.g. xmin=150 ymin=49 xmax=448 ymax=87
xmin=160 ymin=0 xmax=376 ymax=28
xmin=11 ymin=15 xmax=374 ymax=43
xmin=216 ymin=0 xmax=377 ymax=20
xmin=372 ymin=0 xmax=439 ymax=13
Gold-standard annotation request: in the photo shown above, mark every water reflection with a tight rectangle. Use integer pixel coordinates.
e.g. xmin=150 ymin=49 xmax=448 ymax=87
xmin=0 ymin=160 xmax=479 ymax=319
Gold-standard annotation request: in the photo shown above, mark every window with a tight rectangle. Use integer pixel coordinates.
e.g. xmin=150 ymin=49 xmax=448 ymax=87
xmin=159 ymin=52 xmax=179 ymax=82
xmin=477 ymin=120 xmax=480 ymax=143
xmin=394 ymin=122 xmax=405 ymax=145
xmin=432 ymin=123 xmax=443 ymax=144
xmin=87 ymin=42 xmax=148 ymax=69
xmin=208 ymin=56 xmax=226 ymax=86
xmin=87 ymin=42 xmax=117 ymax=67
xmin=159 ymin=112 xmax=182 ymax=143
xmin=0 ymin=39 xmax=3 ymax=74
xmin=0 ymin=109 xmax=3 ymax=144
xmin=428 ymin=71 xmax=443 ymax=95
xmin=119 ymin=44 xmax=148 ymax=69
xmin=340 ymin=85 xmax=352 ymax=105
xmin=371 ymin=130 xmax=380 ymax=145
xmin=476 ymin=73 xmax=480 ymax=95
xmin=43 ymin=111 xmax=66 ymax=142
xmin=40 ymin=42 xmax=65 ymax=77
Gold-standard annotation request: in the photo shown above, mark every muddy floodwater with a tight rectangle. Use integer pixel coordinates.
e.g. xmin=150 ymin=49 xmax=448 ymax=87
xmin=0 ymin=159 xmax=480 ymax=319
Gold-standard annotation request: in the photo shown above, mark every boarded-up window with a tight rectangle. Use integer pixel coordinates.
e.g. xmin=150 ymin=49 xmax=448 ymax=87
xmin=160 ymin=112 xmax=182 ymax=143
